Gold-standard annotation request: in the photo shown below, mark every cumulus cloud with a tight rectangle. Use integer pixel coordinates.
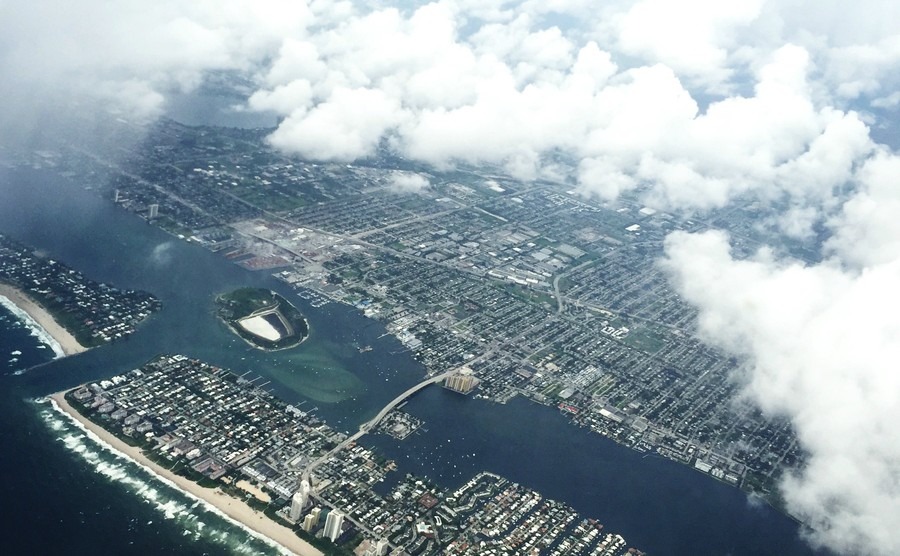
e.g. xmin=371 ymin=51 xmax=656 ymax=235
xmin=266 ymin=87 xmax=407 ymax=160
xmin=149 ymin=241 xmax=175 ymax=266
xmin=826 ymin=151 xmax=900 ymax=268
xmin=388 ymin=171 xmax=431 ymax=193
xmin=613 ymin=0 xmax=764 ymax=87
xmin=0 ymin=0 xmax=313 ymax=137
xmin=662 ymin=227 xmax=900 ymax=555
xmin=3 ymin=0 xmax=893 ymax=214
xmin=5 ymin=2 xmax=900 ymax=553
xmin=241 ymin=6 xmax=879 ymax=214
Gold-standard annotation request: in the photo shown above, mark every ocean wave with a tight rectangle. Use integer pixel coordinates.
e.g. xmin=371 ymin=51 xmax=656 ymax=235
xmin=0 ymin=295 xmax=65 ymax=359
xmin=40 ymin=399 xmax=294 ymax=556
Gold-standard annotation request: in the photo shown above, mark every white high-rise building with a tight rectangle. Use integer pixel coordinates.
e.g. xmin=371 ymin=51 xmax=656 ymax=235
xmin=302 ymin=507 xmax=322 ymax=532
xmin=323 ymin=510 xmax=344 ymax=542
xmin=302 ymin=511 xmax=317 ymax=532
xmin=289 ymin=491 xmax=304 ymax=521
xmin=289 ymin=480 xmax=310 ymax=521
xmin=365 ymin=538 xmax=390 ymax=556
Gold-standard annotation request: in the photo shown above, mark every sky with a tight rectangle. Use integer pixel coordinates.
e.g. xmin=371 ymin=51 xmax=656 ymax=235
xmin=2 ymin=1 xmax=900 ymax=553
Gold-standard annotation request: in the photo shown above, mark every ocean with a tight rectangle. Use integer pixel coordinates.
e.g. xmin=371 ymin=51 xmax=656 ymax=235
xmin=0 ymin=167 xmax=826 ymax=555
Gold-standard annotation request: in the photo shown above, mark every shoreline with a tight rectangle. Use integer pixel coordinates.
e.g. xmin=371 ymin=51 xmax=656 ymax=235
xmin=50 ymin=392 xmax=322 ymax=556
xmin=0 ymin=283 xmax=87 ymax=356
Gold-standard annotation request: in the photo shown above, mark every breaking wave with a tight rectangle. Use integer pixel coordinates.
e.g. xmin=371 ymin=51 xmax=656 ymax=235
xmin=0 ymin=295 xmax=65 ymax=359
xmin=38 ymin=399 xmax=293 ymax=556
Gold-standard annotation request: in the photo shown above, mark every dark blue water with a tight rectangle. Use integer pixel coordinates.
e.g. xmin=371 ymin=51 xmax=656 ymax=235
xmin=0 ymin=168 xmax=824 ymax=555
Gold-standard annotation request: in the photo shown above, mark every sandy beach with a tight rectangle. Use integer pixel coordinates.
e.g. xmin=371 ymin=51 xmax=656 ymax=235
xmin=0 ymin=282 xmax=87 ymax=356
xmin=51 ymin=392 xmax=322 ymax=556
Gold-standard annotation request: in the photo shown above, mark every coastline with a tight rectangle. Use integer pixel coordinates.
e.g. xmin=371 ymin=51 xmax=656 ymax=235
xmin=0 ymin=282 xmax=87 ymax=356
xmin=50 ymin=392 xmax=322 ymax=556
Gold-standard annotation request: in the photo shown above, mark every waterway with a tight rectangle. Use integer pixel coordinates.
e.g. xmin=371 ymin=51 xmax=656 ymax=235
xmin=0 ymin=166 xmax=826 ymax=555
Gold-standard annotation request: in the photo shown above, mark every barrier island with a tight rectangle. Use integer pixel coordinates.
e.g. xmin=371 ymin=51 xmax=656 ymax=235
xmin=0 ymin=233 xmax=160 ymax=350
xmin=216 ymin=287 xmax=308 ymax=350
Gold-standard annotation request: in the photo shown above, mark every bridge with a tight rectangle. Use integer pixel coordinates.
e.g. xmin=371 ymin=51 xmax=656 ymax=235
xmin=303 ymin=369 xmax=457 ymax=484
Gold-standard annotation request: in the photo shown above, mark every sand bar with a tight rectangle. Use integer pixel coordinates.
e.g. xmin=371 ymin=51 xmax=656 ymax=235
xmin=0 ymin=282 xmax=87 ymax=356
xmin=51 ymin=392 xmax=322 ymax=556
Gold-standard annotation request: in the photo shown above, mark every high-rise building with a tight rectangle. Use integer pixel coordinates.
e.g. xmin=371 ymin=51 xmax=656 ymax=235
xmin=323 ymin=510 xmax=344 ymax=542
xmin=302 ymin=512 xmax=317 ymax=532
xmin=302 ymin=507 xmax=322 ymax=532
xmin=289 ymin=480 xmax=310 ymax=521
xmin=364 ymin=538 xmax=390 ymax=556
xmin=444 ymin=368 xmax=479 ymax=394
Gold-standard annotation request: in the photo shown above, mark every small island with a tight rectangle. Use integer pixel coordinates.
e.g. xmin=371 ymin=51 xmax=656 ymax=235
xmin=216 ymin=287 xmax=308 ymax=350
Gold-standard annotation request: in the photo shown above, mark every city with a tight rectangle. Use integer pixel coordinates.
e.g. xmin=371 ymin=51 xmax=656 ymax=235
xmin=2 ymin=3 xmax=898 ymax=554
xmin=64 ymin=354 xmax=643 ymax=555
xmin=23 ymin=116 xmax=803 ymax=502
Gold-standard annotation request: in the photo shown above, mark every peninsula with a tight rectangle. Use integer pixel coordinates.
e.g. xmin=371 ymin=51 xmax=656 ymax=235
xmin=216 ymin=287 xmax=308 ymax=350
xmin=0 ymin=283 xmax=85 ymax=356
xmin=0 ymin=233 xmax=160 ymax=353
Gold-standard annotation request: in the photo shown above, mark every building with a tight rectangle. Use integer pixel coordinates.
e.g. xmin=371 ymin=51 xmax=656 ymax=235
xmin=323 ymin=509 xmax=344 ymax=542
xmin=444 ymin=368 xmax=479 ymax=394
xmin=289 ymin=480 xmax=310 ymax=521
xmin=148 ymin=204 xmax=159 ymax=218
xmin=302 ymin=509 xmax=320 ymax=533
xmin=364 ymin=538 xmax=390 ymax=556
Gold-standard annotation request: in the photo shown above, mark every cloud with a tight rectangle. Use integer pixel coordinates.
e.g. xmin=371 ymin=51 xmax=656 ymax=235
xmin=826 ymin=150 xmax=900 ymax=268
xmin=242 ymin=8 xmax=879 ymax=214
xmin=266 ymin=87 xmax=407 ymax=160
xmin=662 ymin=212 xmax=900 ymax=554
xmin=4 ymin=2 xmax=900 ymax=553
xmin=0 ymin=0 xmax=312 ymax=135
xmin=388 ymin=171 xmax=431 ymax=193
xmin=614 ymin=0 xmax=764 ymax=88
xmin=3 ymin=1 xmax=892 ymax=214
xmin=149 ymin=242 xmax=175 ymax=266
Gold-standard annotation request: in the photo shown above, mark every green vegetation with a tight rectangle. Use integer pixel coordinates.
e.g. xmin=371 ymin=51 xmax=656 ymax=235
xmin=40 ymin=302 xmax=106 ymax=347
xmin=621 ymin=325 xmax=667 ymax=354
xmin=154 ymin=216 xmax=195 ymax=238
xmin=497 ymin=282 xmax=555 ymax=307
xmin=541 ymin=383 xmax=564 ymax=398
xmin=215 ymin=287 xmax=309 ymax=350
xmin=291 ymin=527 xmax=358 ymax=556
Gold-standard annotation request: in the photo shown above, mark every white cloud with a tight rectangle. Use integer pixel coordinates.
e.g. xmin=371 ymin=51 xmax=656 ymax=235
xmin=388 ymin=171 xmax=431 ymax=192
xmin=150 ymin=241 xmax=175 ymax=266
xmin=614 ymin=0 xmax=764 ymax=87
xmin=4 ymin=2 xmax=900 ymax=552
xmin=266 ymin=87 xmax=407 ymax=161
xmin=0 ymin=0 xmax=313 ymax=124
xmin=826 ymin=151 xmax=900 ymax=268
xmin=662 ymin=229 xmax=900 ymax=555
